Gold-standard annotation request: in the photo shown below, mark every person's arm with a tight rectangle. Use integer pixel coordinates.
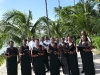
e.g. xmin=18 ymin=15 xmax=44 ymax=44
xmin=31 ymin=48 xmax=38 ymax=57
xmin=87 ymin=36 xmax=91 ymax=42
xmin=5 ymin=49 xmax=12 ymax=58
xmin=17 ymin=48 xmax=20 ymax=64
xmin=73 ymin=43 xmax=77 ymax=53
xmin=19 ymin=46 xmax=24 ymax=56
xmin=87 ymin=42 xmax=92 ymax=51
xmin=47 ymin=45 xmax=50 ymax=53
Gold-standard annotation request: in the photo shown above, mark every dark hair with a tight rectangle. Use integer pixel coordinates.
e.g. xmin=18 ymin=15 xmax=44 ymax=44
xmin=23 ymin=39 xmax=27 ymax=42
xmin=32 ymin=36 xmax=35 ymax=38
xmin=35 ymin=39 xmax=39 ymax=42
xmin=9 ymin=41 xmax=14 ymax=44
xmin=61 ymin=37 xmax=64 ymax=40
xmin=67 ymin=36 xmax=73 ymax=39
xmin=81 ymin=34 xmax=88 ymax=41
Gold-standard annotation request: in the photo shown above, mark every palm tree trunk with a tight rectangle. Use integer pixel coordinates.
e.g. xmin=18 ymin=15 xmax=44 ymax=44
xmin=74 ymin=0 xmax=75 ymax=5
xmin=45 ymin=0 xmax=51 ymax=37
xmin=58 ymin=0 xmax=60 ymax=20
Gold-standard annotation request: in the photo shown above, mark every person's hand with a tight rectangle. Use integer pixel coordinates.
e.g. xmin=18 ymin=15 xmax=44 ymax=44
xmin=20 ymin=53 xmax=25 ymax=56
xmin=54 ymin=51 xmax=58 ymax=55
xmin=38 ymin=53 xmax=44 ymax=56
xmin=83 ymin=49 xmax=89 ymax=52
xmin=32 ymin=55 xmax=38 ymax=57
xmin=7 ymin=55 xmax=12 ymax=58
xmin=69 ymin=51 xmax=74 ymax=54
xmin=64 ymin=51 xmax=67 ymax=54
xmin=17 ymin=59 xmax=20 ymax=64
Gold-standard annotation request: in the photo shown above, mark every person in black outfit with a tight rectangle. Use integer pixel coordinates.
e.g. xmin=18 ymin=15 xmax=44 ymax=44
xmin=60 ymin=38 xmax=70 ymax=75
xmin=79 ymin=31 xmax=91 ymax=73
xmin=5 ymin=41 xmax=20 ymax=75
xmin=19 ymin=39 xmax=31 ymax=75
xmin=47 ymin=37 xmax=60 ymax=75
xmin=67 ymin=36 xmax=80 ymax=75
xmin=31 ymin=39 xmax=45 ymax=75
xmin=41 ymin=37 xmax=50 ymax=72
xmin=78 ymin=35 xmax=95 ymax=75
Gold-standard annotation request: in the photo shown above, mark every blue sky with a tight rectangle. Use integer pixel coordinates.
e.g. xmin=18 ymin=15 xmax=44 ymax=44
xmin=0 ymin=0 xmax=96 ymax=23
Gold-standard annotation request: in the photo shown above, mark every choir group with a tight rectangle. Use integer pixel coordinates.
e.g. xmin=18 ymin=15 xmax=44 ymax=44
xmin=5 ymin=31 xmax=95 ymax=75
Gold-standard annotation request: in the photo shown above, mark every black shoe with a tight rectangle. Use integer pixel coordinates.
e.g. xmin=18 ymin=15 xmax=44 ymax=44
xmin=81 ymin=70 xmax=85 ymax=73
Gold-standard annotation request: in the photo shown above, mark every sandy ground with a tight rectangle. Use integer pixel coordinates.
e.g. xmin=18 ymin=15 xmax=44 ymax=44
xmin=0 ymin=52 xmax=100 ymax=75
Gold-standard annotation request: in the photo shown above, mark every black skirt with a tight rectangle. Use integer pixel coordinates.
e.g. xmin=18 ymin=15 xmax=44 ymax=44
xmin=49 ymin=53 xmax=60 ymax=75
xmin=80 ymin=51 xmax=95 ymax=75
xmin=32 ymin=56 xmax=45 ymax=75
xmin=68 ymin=53 xmax=80 ymax=75
xmin=6 ymin=56 xmax=17 ymax=75
xmin=21 ymin=55 xmax=31 ymax=75
xmin=60 ymin=51 xmax=69 ymax=74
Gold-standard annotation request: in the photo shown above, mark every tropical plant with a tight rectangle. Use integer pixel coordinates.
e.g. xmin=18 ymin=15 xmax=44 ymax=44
xmin=0 ymin=10 xmax=41 ymax=48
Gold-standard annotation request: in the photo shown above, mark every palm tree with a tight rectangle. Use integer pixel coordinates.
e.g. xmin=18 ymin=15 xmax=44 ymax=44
xmin=44 ymin=0 xmax=51 ymax=37
xmin=58 ymin=0 xmax=60 ymax=20
xmin=74 ymin=0 xmax=75 ymax=5
xmin=0 ymin=10 xmax=41 ymax=48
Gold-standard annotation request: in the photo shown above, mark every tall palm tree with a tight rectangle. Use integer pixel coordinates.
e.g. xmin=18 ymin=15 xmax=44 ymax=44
xmin=44 ymin=0 xmax=51 ymax=37
xmin=0 ymin=10 xmax=41 ymax=48
xmin=74 ymin=0 xmax=75 ymax=5
xmin=58 ymin=0 xmax=60 ymax=20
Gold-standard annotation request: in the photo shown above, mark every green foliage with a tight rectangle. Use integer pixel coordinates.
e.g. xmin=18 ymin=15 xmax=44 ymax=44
xmin=92 ymin=36 xmax=100 ymax=49
xmin=76 ymin=39 xmax=80 ymax=45
xmin=0 ymin=54 xmax=5 ymax=66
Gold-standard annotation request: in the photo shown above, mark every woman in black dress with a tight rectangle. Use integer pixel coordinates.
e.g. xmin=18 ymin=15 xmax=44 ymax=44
xmin=47 ymin=37 xmax=60 ymax=75
xmin=67 ymin=36 xmax=80 ymax=75
xmin=5 ymin=41 xmax=20 ymax=75
xmin=78 ymin=35 xmax=95 ymax=75
xmin=19 ymin=39 xmax=31 ymax=75
xmin=60 ymin=38 xmax=70 ymax=75
xmin=31 ymin=39 xmax=45 ymax=75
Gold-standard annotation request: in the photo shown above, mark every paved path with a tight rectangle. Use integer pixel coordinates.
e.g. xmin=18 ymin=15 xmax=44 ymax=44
xmin=0 ymin=53 xmax=100 ymax=75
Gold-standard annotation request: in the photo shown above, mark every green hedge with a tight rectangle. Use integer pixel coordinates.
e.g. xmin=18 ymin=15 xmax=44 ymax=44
xmin=92 ymin=36 xmax=100 ymax=49
xmin=0 ymin=54 xmax=5 ymax=66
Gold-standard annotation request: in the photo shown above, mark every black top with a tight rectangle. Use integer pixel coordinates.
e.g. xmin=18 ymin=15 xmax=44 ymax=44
xmin=32 ymin=45 xmax=44 ymax=55
xmin=77 ymin=41 xmax=90 ymax=50
xmin=21 ymin=46 xmax=29 ymax=55
xmin=67 ymin=43 xmax=76 ymax=52
xmin=49 ymin=44 xmax=58 ymax=53
xmin=60 ymin=42 xmax=69 ymax=52
xmin=5 ymin=47 xmax=18 ymax=56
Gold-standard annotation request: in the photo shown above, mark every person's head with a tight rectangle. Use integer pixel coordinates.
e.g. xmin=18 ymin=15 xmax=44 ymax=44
xmin=56 ymin=38 xmax=59 ymax=43
xmin=50 ymin=37 xmax=55 ymax=43
xmin=61 ymin=38 xmax=65 ymax=43
xmin=67 ymin=36 xmax=72 ymax=42
xmin=81 ymin=35 xmax=87 ymax=41
xmin=81 ymin=31 xmax=86 ymax=35
xmin=41 ymin=37 xmax=44 ymax=41
xmin=31 ymin=36 xmax=35 ymax=41
xmin=27 ymin=37 xmax=31 ymax=42
xmin=35 ymin=39 xmax=39 ymax=46
xmin=65 ymin=36 xmax=68 ymax=41
xmin=23 ymin=39 xmax=27 ymax=46
xmin=45 ymin=36 xmax=49 ymax=40
xmin=9 ymin=41 xmax=14 ymax=47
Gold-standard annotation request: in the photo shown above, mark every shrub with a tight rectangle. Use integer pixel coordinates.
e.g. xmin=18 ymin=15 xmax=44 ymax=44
xmin=92 ymin=36 xmax=100 ymax=49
